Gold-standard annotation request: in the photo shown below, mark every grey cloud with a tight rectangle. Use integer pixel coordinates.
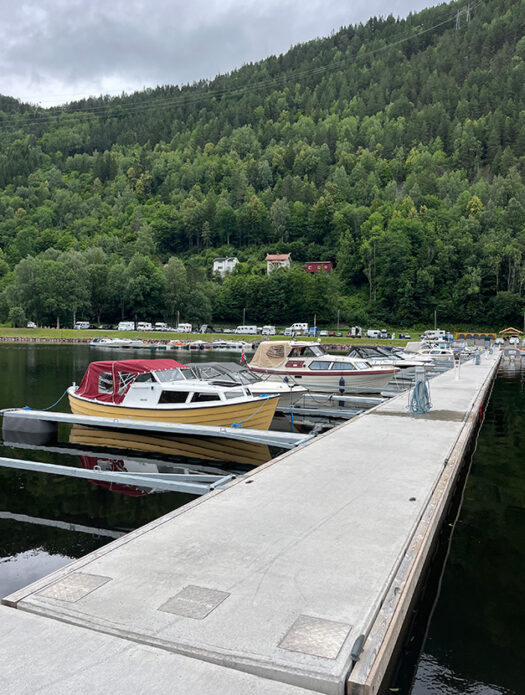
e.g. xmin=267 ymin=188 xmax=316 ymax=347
xmin=0 ymin=0 xmax=437 ymax=105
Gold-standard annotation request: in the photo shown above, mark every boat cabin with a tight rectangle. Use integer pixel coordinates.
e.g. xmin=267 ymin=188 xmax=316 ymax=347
xmin=74 ymin=359 xmax=249 ymax=406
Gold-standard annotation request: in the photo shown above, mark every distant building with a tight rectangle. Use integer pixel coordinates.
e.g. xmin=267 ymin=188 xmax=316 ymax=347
xmin=213 ymin=257 xmax=239 ymax=277
xmin=305 ymin=261 xmax=333 ymax=273
xmin=265 ymin=253 xmax=291 ymax=274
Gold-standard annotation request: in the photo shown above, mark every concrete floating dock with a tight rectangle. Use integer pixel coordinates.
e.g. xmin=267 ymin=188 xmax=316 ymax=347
xmin=1 ymin=352 xmax=499 ymax=695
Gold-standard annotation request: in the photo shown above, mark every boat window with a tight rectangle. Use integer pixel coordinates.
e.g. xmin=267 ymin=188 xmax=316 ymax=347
xmin=304 ymin=346 xmax=325 ymax=357
xmin=134 ymin=372 xmax=154 ymax=383
xmin=154 ymin=369 xmax=187 ymax=382
xmin=118 ymin=372 xmax=137 ymax=395
xmin=98 ymin=372 xmax=113 ymax=393
xmin=190 ymin=392 xmax=221 ymax=402
xmin=223 ymin=390 xmax=244 ymax=399
xmin=330 ymin=362 xmax=356 ymax=370
xmin=158 ymin=390 xmax=190 ymax=403
xmin=288 ymin=347 xmax=303 ymax=357
xmin=308 ymin=361 xmax=332 ymax=370
xmin=355 ymin=361 xmax=370 ymax=370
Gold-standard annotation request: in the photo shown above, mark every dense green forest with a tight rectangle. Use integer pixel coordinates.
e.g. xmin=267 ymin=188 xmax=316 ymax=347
xmin=0 ymin=0 xmax=524 ymax=328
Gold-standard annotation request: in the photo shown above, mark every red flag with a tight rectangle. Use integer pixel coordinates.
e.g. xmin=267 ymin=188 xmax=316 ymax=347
xmin=240 ymin=348 xmax=247 ymax=365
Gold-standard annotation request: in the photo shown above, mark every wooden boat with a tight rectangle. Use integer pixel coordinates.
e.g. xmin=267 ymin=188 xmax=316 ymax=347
xmin=68 ymin=359 xmax=278 ymax=430
xmin=248 ymin=341 xmax=399 ymax=392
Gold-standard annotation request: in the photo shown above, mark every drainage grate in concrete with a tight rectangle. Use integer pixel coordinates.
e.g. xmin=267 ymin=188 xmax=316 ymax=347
xmin=279 ymin=615 xmax=352 ymax=659
xmin=37 ymin=573 xmax=112 ymax=603
xmin=159 ymin=585 xmax=230 ymax=620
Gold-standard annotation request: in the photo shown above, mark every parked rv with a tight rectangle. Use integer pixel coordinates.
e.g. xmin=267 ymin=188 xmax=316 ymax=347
xmin=117 ymin=321 xmax=135 ymax=331
xmin=235 ymin=325 xmax=258 ymax=334
xmin=74 ymin=321 xmax=90 ymax=329
xmin=137 ymin=322 xmax=153 ymax=331
xmin=261 ymin=325 xmax=276 ymax=335
xmin=177 ymin=323 xmax=193 ymax=333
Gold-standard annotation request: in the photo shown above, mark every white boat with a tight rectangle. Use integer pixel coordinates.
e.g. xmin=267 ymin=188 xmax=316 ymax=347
xmin=68 ymin=358 xmax=279 ymax=430
xmin=347 ymin=345 xmax=433 ymax=369
xmin=189 ymin=362 xmax=307 ymax=407
xmin=90 ymin=337 xmax=146 ymax=349
xmin=248 ymin=341 xmax=399 ymax=393
xmin=210 ymin=340 xmax=253 ymax=352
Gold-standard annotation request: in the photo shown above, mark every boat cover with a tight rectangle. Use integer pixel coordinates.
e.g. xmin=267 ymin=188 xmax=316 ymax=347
xmin=75 ymin=359 xmax=188 ymax=403
xmin=249 ymin=341 xmax=290 ymax=368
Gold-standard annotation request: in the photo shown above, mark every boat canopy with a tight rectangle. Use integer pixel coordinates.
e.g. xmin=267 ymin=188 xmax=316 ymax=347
xmin=249 ymin=341 xmax=291 ymax=368
xmin=76 ymin=359 xmax=188 ymax=403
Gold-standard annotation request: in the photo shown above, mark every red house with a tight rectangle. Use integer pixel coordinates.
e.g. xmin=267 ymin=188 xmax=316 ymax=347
xmin=305 ymin=261 xmax=332 ymax=273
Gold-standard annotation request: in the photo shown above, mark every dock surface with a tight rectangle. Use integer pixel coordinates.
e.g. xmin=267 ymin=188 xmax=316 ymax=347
xmin=1 ymin=353 xmax=499 ymax=695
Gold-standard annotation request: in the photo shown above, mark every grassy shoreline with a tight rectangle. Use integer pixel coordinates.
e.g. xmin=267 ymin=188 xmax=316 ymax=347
xmin=0 ymin=326 xmax=500 ymax=349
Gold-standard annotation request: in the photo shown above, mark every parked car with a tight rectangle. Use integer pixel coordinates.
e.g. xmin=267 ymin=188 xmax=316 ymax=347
xmin=319 ymin=330 xmax=328 ymax=337
xmin=328 ymin=331 xmax=335 ymax=337
xmin=26 ymin=321 xmax=37 ymax=328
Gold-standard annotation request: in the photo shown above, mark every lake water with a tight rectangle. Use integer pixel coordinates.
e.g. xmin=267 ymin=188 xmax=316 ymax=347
xmin=1 ymin=345 xmax=523 ymax=693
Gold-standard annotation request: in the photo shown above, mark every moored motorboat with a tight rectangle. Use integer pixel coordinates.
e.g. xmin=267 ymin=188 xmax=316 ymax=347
xmin=347 ymin=344 xmax=432 ymax=368
xmin=189 ymin=361 xmax=307 ymax=407
xmin=68 ymin=359 xmax=278 ymax=430
xmin=90 ymin=337 xmax=146 ymax=349
xmin=248 ymin=341 xmax=399 ymax=392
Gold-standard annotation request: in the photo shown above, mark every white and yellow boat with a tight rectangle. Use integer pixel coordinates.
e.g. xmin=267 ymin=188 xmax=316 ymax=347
xmin=68 ymin=358 xmax=278 ymax=430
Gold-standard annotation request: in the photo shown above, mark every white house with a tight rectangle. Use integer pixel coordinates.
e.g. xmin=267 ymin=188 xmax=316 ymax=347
xmin=213 ymin=257 xmax=239 ymax=277
xmin=265 ymin=253 xmax=291 ymax=274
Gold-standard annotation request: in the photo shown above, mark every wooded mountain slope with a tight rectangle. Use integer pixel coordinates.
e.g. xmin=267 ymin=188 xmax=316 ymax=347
xmin=0 ymin=0 xmax=524 ymax=327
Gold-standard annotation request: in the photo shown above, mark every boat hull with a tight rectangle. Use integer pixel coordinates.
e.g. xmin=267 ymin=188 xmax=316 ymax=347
xmin=248 ymin=367 xmax=397 ymax=392
xmin=68 ymin=391 xmax=278 ymax=430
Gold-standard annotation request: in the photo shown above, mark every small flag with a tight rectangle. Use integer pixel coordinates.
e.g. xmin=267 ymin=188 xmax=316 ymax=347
xmin=240 ymin=348 xmax=247 ymax=365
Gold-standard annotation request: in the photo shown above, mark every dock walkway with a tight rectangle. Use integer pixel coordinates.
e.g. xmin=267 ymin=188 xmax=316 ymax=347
xmin=1 ymin=353 xmax=499 ymax=695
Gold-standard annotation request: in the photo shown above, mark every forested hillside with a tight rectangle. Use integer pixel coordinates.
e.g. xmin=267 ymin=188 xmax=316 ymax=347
xmin=0 ymin=0 xmax=524 ymax=328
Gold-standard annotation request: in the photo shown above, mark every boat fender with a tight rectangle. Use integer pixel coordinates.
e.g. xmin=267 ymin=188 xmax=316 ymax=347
xmin=339 ymin=377 xmax=345 ymax=395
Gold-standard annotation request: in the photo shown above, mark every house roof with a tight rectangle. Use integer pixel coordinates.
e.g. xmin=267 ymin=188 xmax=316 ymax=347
xmin=213 ymin=257 xmax=238 ymax=263
xmin=265 ymin=254 xmax=290 ymax=261
xmin=499 ymin=327 xmax=523 ymax=335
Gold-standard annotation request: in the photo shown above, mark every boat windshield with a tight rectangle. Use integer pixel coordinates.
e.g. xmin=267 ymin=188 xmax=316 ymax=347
xmin=288 ymin=345 xmax=325 ymax=358
xmin=153 ymin=368 xmax=187 ymax=382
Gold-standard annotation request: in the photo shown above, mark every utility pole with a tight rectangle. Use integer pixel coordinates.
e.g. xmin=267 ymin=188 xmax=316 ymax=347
xmin=455 ymin=4 xmax=471 ymax=29
xmin=242 ymin=307 xmax=246 ymax=325
xmin=434 ymin=309 xmax=437 ymax=330
xmin=337 ymin=309 xmax=340 ymax=334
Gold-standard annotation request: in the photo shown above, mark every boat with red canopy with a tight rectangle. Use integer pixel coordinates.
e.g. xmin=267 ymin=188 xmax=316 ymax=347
xmin=68 ymin=358 xmax=278 ymax=430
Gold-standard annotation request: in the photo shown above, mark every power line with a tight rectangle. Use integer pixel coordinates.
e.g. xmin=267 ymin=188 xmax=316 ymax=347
xmin=0 ymin=1 xmax=484 ymax=134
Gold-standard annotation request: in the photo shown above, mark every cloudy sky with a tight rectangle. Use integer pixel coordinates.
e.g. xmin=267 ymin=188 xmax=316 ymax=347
xmin=0 ymin=0 xmax=437 ymax=107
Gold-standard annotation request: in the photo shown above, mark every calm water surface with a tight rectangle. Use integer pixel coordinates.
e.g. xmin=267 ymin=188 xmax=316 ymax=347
xmin=389 ymin=360 xmax=525 ymax=694
xmin=0 ymin=344 xmax=258 ymax=598
xmin=1 ymin=346 xmax=524 ymax=694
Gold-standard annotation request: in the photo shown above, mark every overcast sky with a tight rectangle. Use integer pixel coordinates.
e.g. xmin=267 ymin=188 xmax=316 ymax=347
xmin=0 ymin=0 xmax=437 ymax=107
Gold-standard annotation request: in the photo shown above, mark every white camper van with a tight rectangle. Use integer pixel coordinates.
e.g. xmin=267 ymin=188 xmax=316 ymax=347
xmin=136 ymin=322 xmax=153 ymax=331
xmin=261 ymin=325 xmax=276 ymax=335
xmin=177 ymin=323 xmax=193 ymax=333
xmin=235 ymin=325 xmax=258 ymax=335
xmin=289 ymin=322 xmax=308 ymax=334
xmin=117 ymin=321 xmax=135 ymax=331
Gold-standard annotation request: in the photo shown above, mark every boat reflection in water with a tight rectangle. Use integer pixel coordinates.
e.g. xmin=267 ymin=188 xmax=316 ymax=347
xmin=1 ymin=425 xmax=274 ymax=499
xmin=68 ymin=425 xmax=273 ymax=468
xmin=67 ymin=426 xmax=273 ymax=496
